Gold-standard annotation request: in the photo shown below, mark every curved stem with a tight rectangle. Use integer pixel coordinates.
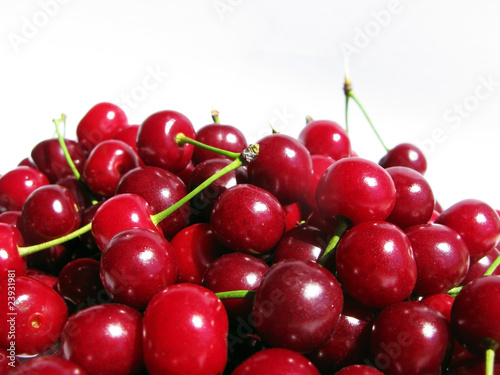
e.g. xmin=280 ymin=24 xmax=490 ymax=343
xmin=484 ymin=253 xmax=500 ymax=276
xmin=175 ymin=133 xmax=240 ymax=160
xmin=318 ymin=216 xmax=350 ymax=266
xmin=216 ymin=290 xmax=256 ymax=300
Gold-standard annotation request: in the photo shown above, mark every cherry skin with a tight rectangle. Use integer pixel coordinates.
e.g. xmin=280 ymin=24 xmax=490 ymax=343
xmin=82 ymin=139 xmax=139 ymax=198
xmin=116 ymin=165 xmax=190 ymax=240
xmin=385 ymin=166 xmax=435 ymax=229
xmin=8 ymin=356 xmax=87 ymax=375
xmin=0 ymin=209 xmax=21 ymax=228
xmin=191 ymin=122 xmax=247 ymax=165
xmin=76 ymin=102 xmax=129 ymax=153
xmin=231 ymin=347 xmax=321 ymax=375
xmin=202 ymin=252 xmax=269 ymax=318
xmin=420 ymin=293 xmax=455 ymax=322
xmin=0 ymin=222 xmax=25 ymax=277
xmin=0 ymin=348 xmax=19 ymax=372
xmin=143 ymin=283 xmax=228 ymax=375
xmin=370 ymin=301 xmax=453 ymax=375
xmin=0 ymin=166 xmax=50 ymax=212
xmin=57 ymin=175 xmax=94 ymax=212
xmin=136 ymin=109 xmax=196 ymax=173
xmin=316 ymin=157 xmax=396 ymax=225
xmin=460 ymin=245 xmax=500 ymax=285
xmin=112 ymin=124 xmax=144 ymax=165
xmin=378 ymin=142 xmax=427 ymax=175
xmin=247 ymin=133 xmax=313 ymax=205
xmin=26 ymin=241 xmax=81 ymax=275
xmin=405 ymin=223 xmax=470 ymax=295
xmin=0 ymin=276 xmax=68 ymax=356
xmin=335 ymin=221 xmax=417 ymax=308
xmin=272 ymin=224 xmax=329 ymax=264
xmin=210 ymin=184 xmax=286 ymax=255
xmin=435 ymin=198 xmax=500 ymax=263
xmin=283 ymin=202 xmax=302 ymax=232
xmin=26 ymin=268 xmax=59 ymax=289
xmin=301 ymin=154 xmax=336 ymax=212
xmin=298 ymin=119 xmax=351 ymax=160
xmin=253 ymin=259 xmax=344 ymax=353
xmin=334 ymin=365 xmax=384 ymax=375
xmin=61 ymin=303 xmax=144 ymax=375
xmin=100 ymin=227 xmax=177 ymax=310
xmin=19 ymin=184 xmax=81 ymax=245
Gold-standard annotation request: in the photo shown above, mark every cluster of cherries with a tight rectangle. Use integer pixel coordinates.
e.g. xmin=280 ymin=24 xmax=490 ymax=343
xmin=0 ymin=83 xmax=499 ymax=375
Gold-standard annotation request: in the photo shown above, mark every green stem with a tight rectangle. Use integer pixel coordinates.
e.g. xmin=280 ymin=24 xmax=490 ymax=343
xmin=318 ymin=216 xmax=350 ymax=266
xmin=18 ymin=222 xmax=93 ymax=257
xmin=485 ymin=348 xmax=495 ymax=375
xmin=216 ymin=290 xmax=256 ymax=300
xmin=211 ymin=109 xmax=220 ymax=124
xmin=484 ymin=253 xmax=500 ymax=276
xmin=175 ymin=133 xmax=241 ymax=160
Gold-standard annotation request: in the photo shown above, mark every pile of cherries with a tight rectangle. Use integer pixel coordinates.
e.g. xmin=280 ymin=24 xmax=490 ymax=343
xmin=0 ymin=93 xmax=500 ymax=375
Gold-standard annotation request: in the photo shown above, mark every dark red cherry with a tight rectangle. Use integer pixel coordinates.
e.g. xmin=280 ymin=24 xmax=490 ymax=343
xmin=298 ymin=119 xmax=351 ymax=160
xmin=0 ymin=166 xmax=49 ymax=212
xmin=82 ymin=139 xmax=139 ymax=198
xmin=435 ymin=199 xmax=500 ymax=263
xmin=301 ymin=154 xmax=336 ymax=211
xmin=272 ymin=224 xmax=328 ymax=264
xmin=231 ymin=347 xmax=321 ymax=375
xmin=336 ymin=221 xmax=417 ymax=308
xmin=31 ymin=138 xmax=87 ymax=183
xmin=0 ymin=222 xmax=25 ymax=277
xmin=420 ymin=293 xmax=455 ymax=322
xmin=0 ymin=209 xmax=21 ymax=228
xmin=100 ymin=228 xmax=177 ymax=310
xmin=385 ymin=166 xmax=435 ymax=229
xmin=202 ymin=252 xmax=269 ymax=318
xmin=247 ymin=133 xmax=313 ymax=205
xmin=116 ymin=165 xmax=190 ymax=240
xmin=8 ymin=355 xmax=87 ymax=375
xmin=370 ymin=301 xmax=452 ymax=375
xmin=334 ymin=365 xmax=384 ymax=375
xmin=19 ymin=184 xmax=81 ymax=245
xmin=316 ymin=157 xmax=396 ymax=225
xmin=379 ymin=143 xmax=427 ymax=175
xmin=253 ymin=259 xmax=343 ymax=353
xmin=136 ymin=110 xmax=196 ymax=173
xmin=26 ymin=269 xmax=59 ymax=290
xmin=0 ymin=276 xmax=68 ymax=356
xmin=76 ymin=102 xmax=129 ymax=153
xmin=112 ymin=124 xmax=144 ymax=165
xmin=191 ymin=122 xmax=247 ymax=165
xmin=143 ymin=283 xmax=228 ymax=375
xmin=210 ymin=184 xmax=286 ymax=255
xmin=26 ymin=242 xmax=79 ymax=275
xmin=57 ymin=175 xmax=94 ymax=212
xmin=0 ymin=348 xmax=19 ymax=372
xmin=175 ymin=159 xmax=195 ymax=187
xmin=61 ymin=303 xmax=144 ymax=375
xmin=460 ymin=245 xmax=500 ymax=285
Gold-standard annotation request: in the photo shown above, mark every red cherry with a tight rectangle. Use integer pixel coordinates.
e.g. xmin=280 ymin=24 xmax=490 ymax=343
xmin=0 ymin=166 xmax=49 ymax=212
xmin=0 ymin=222 xmax=25 ymax=277
xmin=136 ymin=110 xmax=196 ymax=173
xmin=0 ymin=348 xmax=19 ymax=372
xmin=298 ymin=119 xmax=351 ymax=160
xmin=301 ymin=154 xmax=336 ymax=212
xmin=378 ymin=142 xmax=427 ymax=175
xmin=334 ymin=364 xmax=384 ymax=375
xmin=8 ymin=355 xmax=87 ymax=375
xmin=143 ymin=283 xmax=228 ymax=375
xmin=420 ymin=293 xmax=455 ymax=322
xmin=0 ymin=210 xmax=21 ymax=228
xmin=26 ymin=269 xmax=59 ymax=290
xmin=283 ymin=202 xmax=302 ymax=232
xmin=460 ymin=245 xmax=500 ymax=285
xmin=112 ymin=124 xmax=144 ymax=165
xmin=272 ymin=224 xmax=328 ymax=264
xmin=76 ymin=102 xmax=129 ymax=153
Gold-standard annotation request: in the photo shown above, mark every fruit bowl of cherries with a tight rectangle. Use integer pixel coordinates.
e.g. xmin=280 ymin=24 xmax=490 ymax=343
xmin=0 ymin=77 xmax=499 ymax=375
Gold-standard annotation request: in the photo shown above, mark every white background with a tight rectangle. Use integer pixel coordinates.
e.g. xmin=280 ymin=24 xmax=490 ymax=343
xmin=1 ymin=0 xmax=499 ymax=211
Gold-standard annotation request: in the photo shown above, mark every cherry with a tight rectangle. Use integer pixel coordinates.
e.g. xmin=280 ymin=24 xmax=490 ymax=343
xmin=283 ymin=202 xmax=302 ymax=232
xmin=335 ymin=221 xmax=417 ymax=308
xmin=370 ymin=301 xmax=453 ymax=375
xmin=252 ymin=259 xmax=344 ymax=353
xmin=19 ymin=184 xmax=81 ymax=245
xmin=26 ymin=241 xmax=81 ymax=275
xmin=100 ymin=227 xmax=177 ymax=310
xmin=0 ymin=347 xmax=19 ymax=372
xmin=116 ymin=165 xmax=190 ymax=240
xmin=272 ymin=224 xmax=329 ymax=264
xmin=202 ymin=252 xmax=269 ymax=318
xmin=61 ymin=303 xmax=144 ymax=375
xmin=0 ymin=209 xmax=21 ymax=228
xmin=8 ymin=355 xmax=87 ymax=375
xmin=57 ymin=175 xmax=94 ymax=212
xmin=136 ymin=109 xmax=196 ymax=173
xmin=334 ymin=365 xmax=384 ymax=375
xmin=0 ymin=166 xmax=50 ymax=212
xmin=378 ymin=142 xmax=427 ymax=175
xmin=143 ymin=283 xmax=228 ymax=375
xmin=405 ymin=223 xmax=470 ymax=295
xmin=316 ymin=157 xmax=396 ymax=225
xmin=231 ymin=347 xmax=321 ymax=375
xmin=460 ymin=245 xmax=500 ymax=285
xmin=298 ymin=119 xmax=351 ymax=160
xmin=385 ymin=166 xmax=435 ymax=229
xmin=247 ymin=133 xmax=313 ymax=205
xmin=76 ymin=102 xmax=129 ymax=153
xmin=26 ymin=268 xmax=59 ymax=289
xmin=446 ymin=357 xmax=500 ymax=375
xmin=306 ymin=208 xmax=337 ymax=236
xmin=175 ymin=159 xmax=195 ymax=187
xmin=82 ymin=139 xmax=139 ymax=198
xmin=0 ymin=276 xmax=68 ymax=356
xmin=0 ymin=222 xmax=25 ymax=277
xmin=112 ymin=124 xmax=144 ymax=165
xmin=435 ymin=199 xmax=500 ymax=263
xmin=210 ymin=184 xmax=286 ymax=255
xmin=301 ymin=154 xmax=336 ymax=212
xmin=420 ymin=293 xmax=455 ymax=322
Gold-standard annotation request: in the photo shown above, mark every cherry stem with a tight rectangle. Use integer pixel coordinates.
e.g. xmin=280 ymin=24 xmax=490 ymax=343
xmin=215 ymin=290 xmax=256 ymax=300
xmin=484 ymin=339 xmax=498 ymax=375
xmin=150 ymin=144 xmax=259 ymax=226
xmin=175 ymin=133 xmax=241 ymax=160
xmin=318 ymin=216 xmax=350 ymax=266
xmin=344 ymin=76 xmax=352 ymax=134
xmin=211 ymin=109 xmax=220 ymax=124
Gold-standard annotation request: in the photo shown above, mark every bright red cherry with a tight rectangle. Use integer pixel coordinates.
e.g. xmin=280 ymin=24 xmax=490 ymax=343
xmin=298 ymin=119 xmax=351 ymax=160
xmin=112 ymin=124 xmax=144 ymax=165
xmin=316 ymin=157 xmax=396 ymax=225
xmin=136 ymin=110 xmax=196 ymax=173
xmin=378 ymin=143 xmax=427 ymax=175
xmin=301 ymin=154 xmax=336 ymax=212
xmin=272 ymin=224 xmax=328 ymax=264
xmin=420 ymin=293 xmax=455 ymax=322
xmin=143 ymin=283 xmax=228 ymax=375
xmin=0 ymin=166 xmax=50 ymax=212
xmin=0 ymin=222 xmax=25 ymax=277
xmin=283 ymin=202 xmax=302 ymax=232
xmin=8 ymin=355 xmax=87 ymax=375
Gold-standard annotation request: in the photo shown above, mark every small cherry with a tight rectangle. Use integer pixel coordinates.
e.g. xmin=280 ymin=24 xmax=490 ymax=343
xmin=379 ymin=142 xmax=428 ymax=175
xmin=298 ymin=119 xmax=351 ymax=160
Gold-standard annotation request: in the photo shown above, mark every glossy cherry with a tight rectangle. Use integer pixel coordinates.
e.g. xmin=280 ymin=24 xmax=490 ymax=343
xmin=335 ymin=221 xmax=417 ymax=308
xmin=0 ymin=166 xmax=49 ymax=212
xmin=61 ymin=303 xmax=144 ymax=375
xmin=378 ymin=142 xmax=427 ymax=175
xmin=301 ymin=154 xmax=336 ymax=212
xmin=76 ymin=102 xmax=129 ymax=153
xmin=143 ymin=283 xmax=228 ymax=375
xmin=298 ymin=119 xmax=351 ymax=160
xmin=57 ymin=175 xmax=94 ymax=212
xmin=100 ymin=227 xmax=177 ymax=310
xmin=252 ymin=259 xmax=343 ymax=353
xmin=112 ymin=124 xmax=144 ymax=164
xmin=0 ymin=222 xmax=25 ymax=277
xmin=247 ymin=133 xmax=313 ymax=205
xmin=8 ymin=355 xmax=87 ymax=375
xmin=316 ymin=157 xmax=396 ymax=225
xmin=210 ymin=184 xmax=286 ymax=255
xmin=272 ymin=224 xmax=329 ymax=264
xmin=334 ymin=365 xmax=384 ymax=375
xmin=136 ymin=109 xmax=196 ymax=173
xmin=283 ymin=202 xmax=302 ymax=232
xmin=460 ymin=245 xmax=500 ymax=285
